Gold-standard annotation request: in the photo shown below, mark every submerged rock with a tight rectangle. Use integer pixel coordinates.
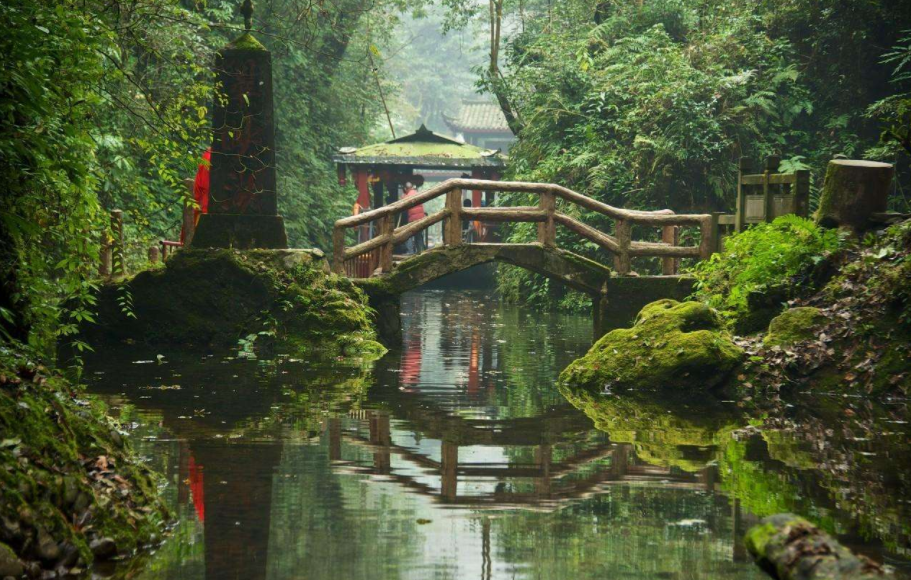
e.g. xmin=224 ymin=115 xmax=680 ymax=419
xmin=81 ymin=249 xmax=385 ymax=359
xmin=560 ymin=299 xmax=743 ymax=391
xmin=764 ymin=307 xmax=827 ymax=347
xmin=746 ymin=513 xmax=885 ymax=579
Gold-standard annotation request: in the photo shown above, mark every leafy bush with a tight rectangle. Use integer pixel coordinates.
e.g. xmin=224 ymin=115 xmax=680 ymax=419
xmin=691 ymin=216 xmax=844 ymax=323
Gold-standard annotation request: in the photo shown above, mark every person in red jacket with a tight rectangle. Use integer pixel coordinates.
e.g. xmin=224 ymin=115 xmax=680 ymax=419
xmin=181 ymin=149 xmax=210 ymax=243
xmin=403 ymin=181 xmax=426 ymax=253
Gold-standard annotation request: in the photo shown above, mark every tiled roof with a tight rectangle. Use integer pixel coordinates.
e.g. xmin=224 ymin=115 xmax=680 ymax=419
xmin=444 ymin=100 xmax=513 ymax=133
xmin=332 ymin=125 xmax=506 ymax=168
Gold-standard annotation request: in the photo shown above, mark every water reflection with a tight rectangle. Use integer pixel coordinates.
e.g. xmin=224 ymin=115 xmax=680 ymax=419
xmin=83 ymin=289 xmax=911 ymax=580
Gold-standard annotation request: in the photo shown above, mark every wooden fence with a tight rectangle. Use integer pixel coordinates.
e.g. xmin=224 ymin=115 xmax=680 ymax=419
xmin=332 ymin=178 xmax=717 ymax=278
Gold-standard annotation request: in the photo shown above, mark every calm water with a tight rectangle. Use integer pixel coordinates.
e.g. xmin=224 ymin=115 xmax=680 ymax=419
xmin=83 ymin=289 xmax=911 ymax=580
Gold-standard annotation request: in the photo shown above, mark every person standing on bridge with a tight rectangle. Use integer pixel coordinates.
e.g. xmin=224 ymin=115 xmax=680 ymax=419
xmin=404 ymin=181 xmax=426 ymax=254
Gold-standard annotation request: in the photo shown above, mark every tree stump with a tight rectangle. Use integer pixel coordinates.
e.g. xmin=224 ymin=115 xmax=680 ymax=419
xmin=816 ymin=160 xmax=893 ymax=232
xmin=745 ymin=514 xmax=884 ymax=580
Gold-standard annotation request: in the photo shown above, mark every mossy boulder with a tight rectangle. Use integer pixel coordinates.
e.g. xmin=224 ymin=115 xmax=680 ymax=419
xmin=560 ymin=299 xmax=743 ymax=391
xmin=82 ymin=249 xmax=384 ymax=360
xmin=0 ymin=351 xmax=168 ymax=576
xmin=764 ymin=307 xmax=827 ymax=347
xmin=745 ymin=513 xmax=885 ymax=579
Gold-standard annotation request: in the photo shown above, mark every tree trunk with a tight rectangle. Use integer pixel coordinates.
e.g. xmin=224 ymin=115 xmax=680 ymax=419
xmin=745 ymin=514 xmax=884 ymax=580
xmin=816 ymin=160 xmax=893 ymax=231
xmin=487 ymin=0 xmax=523 ymax=136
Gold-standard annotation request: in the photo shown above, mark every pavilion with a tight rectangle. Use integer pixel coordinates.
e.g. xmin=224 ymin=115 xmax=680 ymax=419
xmin=333 ymin=124 xmax=507 ymax=224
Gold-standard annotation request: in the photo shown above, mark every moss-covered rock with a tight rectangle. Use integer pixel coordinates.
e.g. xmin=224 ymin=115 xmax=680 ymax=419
xmin=745 ymin=513 xmax=885 ymax=579
xmin=0 ymin=350 xmax=168 ymax=576
xmin=560 ymin=299 xmax=743 ymax=391
xmin=764 ymin=307 xmax=827 ymax=347
xmin=82 ymin=249 xmax=384 ymax=360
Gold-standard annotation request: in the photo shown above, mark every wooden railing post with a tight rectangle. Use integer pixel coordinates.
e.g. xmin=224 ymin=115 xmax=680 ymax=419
xmin=699 ymin=215 xmax=716 ymax=260
xmin=99 ymin=239 xmax=112 ymax=279
xmin=182 ymin=204 xmax=196 ymax=247
xmin=614 ymin=220 xmax=631 ymax=275
xmin=735 ymin=157 xmax=749 ymax=232
xmin=661 ymin=225 xmax=679 ymax=275
xmin=537 ymin=191 xmax=556 ymax=248
xmin=794 ymin=169 xmax=810 ymax=218
xmin=762 ymin=155 xmax=779 ymax=223
xmin=378 ymin=214 xmax=394 ymax=273
xmin=446 ymin=189 xmax=463 ymax=247
xmin=332 ymin=227 xmax=346 ymax=275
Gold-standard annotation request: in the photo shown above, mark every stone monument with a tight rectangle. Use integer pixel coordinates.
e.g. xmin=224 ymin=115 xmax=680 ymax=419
xmin=192 ymin=0 xmax=288 ymax=249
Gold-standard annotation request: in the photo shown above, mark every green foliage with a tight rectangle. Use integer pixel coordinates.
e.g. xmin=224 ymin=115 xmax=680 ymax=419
xmin=691 ymin=216 xmax=843 ymax=324
xmin=481 ymin=0 xmax=911 ymax=308
xmin=868 ymin=29 xmax=911 ymax=173
xmin=0 ymin=0 xmax=395 ymax=355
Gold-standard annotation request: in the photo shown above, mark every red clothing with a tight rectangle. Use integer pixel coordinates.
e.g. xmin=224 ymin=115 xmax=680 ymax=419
xmin=180 ymin=149 xmax=211 ymax=243
xmin=194 ymin=149 xmax=211 ymax=218
xmin=405 ymin=188 xmax=425 ymax=222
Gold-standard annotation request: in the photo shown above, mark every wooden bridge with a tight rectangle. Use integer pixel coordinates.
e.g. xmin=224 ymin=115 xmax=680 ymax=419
xmin=332 ymin=179 xmax=716 ymax=342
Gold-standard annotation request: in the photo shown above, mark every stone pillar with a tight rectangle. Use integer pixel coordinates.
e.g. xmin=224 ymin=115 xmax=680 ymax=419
xmin=192 ymin=30 xmax=288 ymax=249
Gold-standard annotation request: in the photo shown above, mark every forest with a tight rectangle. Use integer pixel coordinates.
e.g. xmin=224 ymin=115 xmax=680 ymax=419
xmin=2 ymin=0 xmax=911 ymax=578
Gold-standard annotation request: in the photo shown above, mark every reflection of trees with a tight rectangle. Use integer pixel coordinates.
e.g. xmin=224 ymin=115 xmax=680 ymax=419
xmin=558 ymin=381 xmax=911 ymax=562
xmin=489 ymin=488 xmax=756 ymax=580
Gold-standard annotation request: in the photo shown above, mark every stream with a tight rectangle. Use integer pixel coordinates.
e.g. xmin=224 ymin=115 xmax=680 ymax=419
xmin=83 ymin=288 xmax=911 ymax=580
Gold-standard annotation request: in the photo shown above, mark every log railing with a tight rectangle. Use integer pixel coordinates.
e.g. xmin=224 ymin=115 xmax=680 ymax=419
xmin=332 ymin=179 xmax=716 ymax=277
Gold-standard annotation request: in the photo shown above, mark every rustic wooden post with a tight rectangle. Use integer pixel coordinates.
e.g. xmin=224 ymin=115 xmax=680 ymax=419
xmin=446 ymin=188 xmax=463 ymax=247
xmin=148 ymin=246 xmax=160 ymax=264
xmin=614 ymin=220 xmax=631 ymax=275
xmin=537 ymin=191 xmax=556 ymax=248
xmin=182 ymin=203 xmax=196 ymax=248
xmin=735 ymin=157 xmax=749 ymax=232
xmin=111 ymin=209 xmax=126 ymax=277
xmin=331 ymin=227 xmax=346 ymax=275
xmin=378 ymin=213 xmax=394 ymax=273
xmin=794 ymin=169 xmax=810 ymax=218
xmin=699 ymin=215 xmax=716 ymax=260
xmin=99 ymin=241 xmax=112 ymax=279
xmin=661 ymin=225 xmax=679 ymax=275
xmin=763 ymin=155 xmax=779 ymax=223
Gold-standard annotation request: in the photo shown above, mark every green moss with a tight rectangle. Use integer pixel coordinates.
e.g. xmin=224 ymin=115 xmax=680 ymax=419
xmin=228 ymin=32 xmax=266 ymax=51
xmin=762 ymin=431 xmax=818 ymax=469
xmin=764 ymin=307 xmax=827 ymax=347
xmin=82 ymin=249 xmax=384 ymax=360
xmin=560 ymin=299 xmax=743 ymax=391
xmin=743 ymin=521 xmax=780 ymax=559
xmin=558 ymin=384 xmax=744 ymax=472
xmin=0 ymin=350 xmax=167 ymax=574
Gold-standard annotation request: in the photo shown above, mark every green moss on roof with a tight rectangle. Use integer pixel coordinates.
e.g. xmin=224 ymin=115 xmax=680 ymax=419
xmin=228 ymin=32 xmax=266 ymax=51
xmin=352 ymin=141 xmax=490 ymax=159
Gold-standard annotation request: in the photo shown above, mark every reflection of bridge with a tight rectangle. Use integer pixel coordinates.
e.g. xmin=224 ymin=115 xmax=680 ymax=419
xmin=332 ymin=179 xmax=712 ymax=341
xmin=328 ymin=410 xmax=720 ymax=510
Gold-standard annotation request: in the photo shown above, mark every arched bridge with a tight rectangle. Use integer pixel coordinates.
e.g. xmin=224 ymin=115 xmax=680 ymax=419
xmin=332 ymin=179 xmax=716 ymax=343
